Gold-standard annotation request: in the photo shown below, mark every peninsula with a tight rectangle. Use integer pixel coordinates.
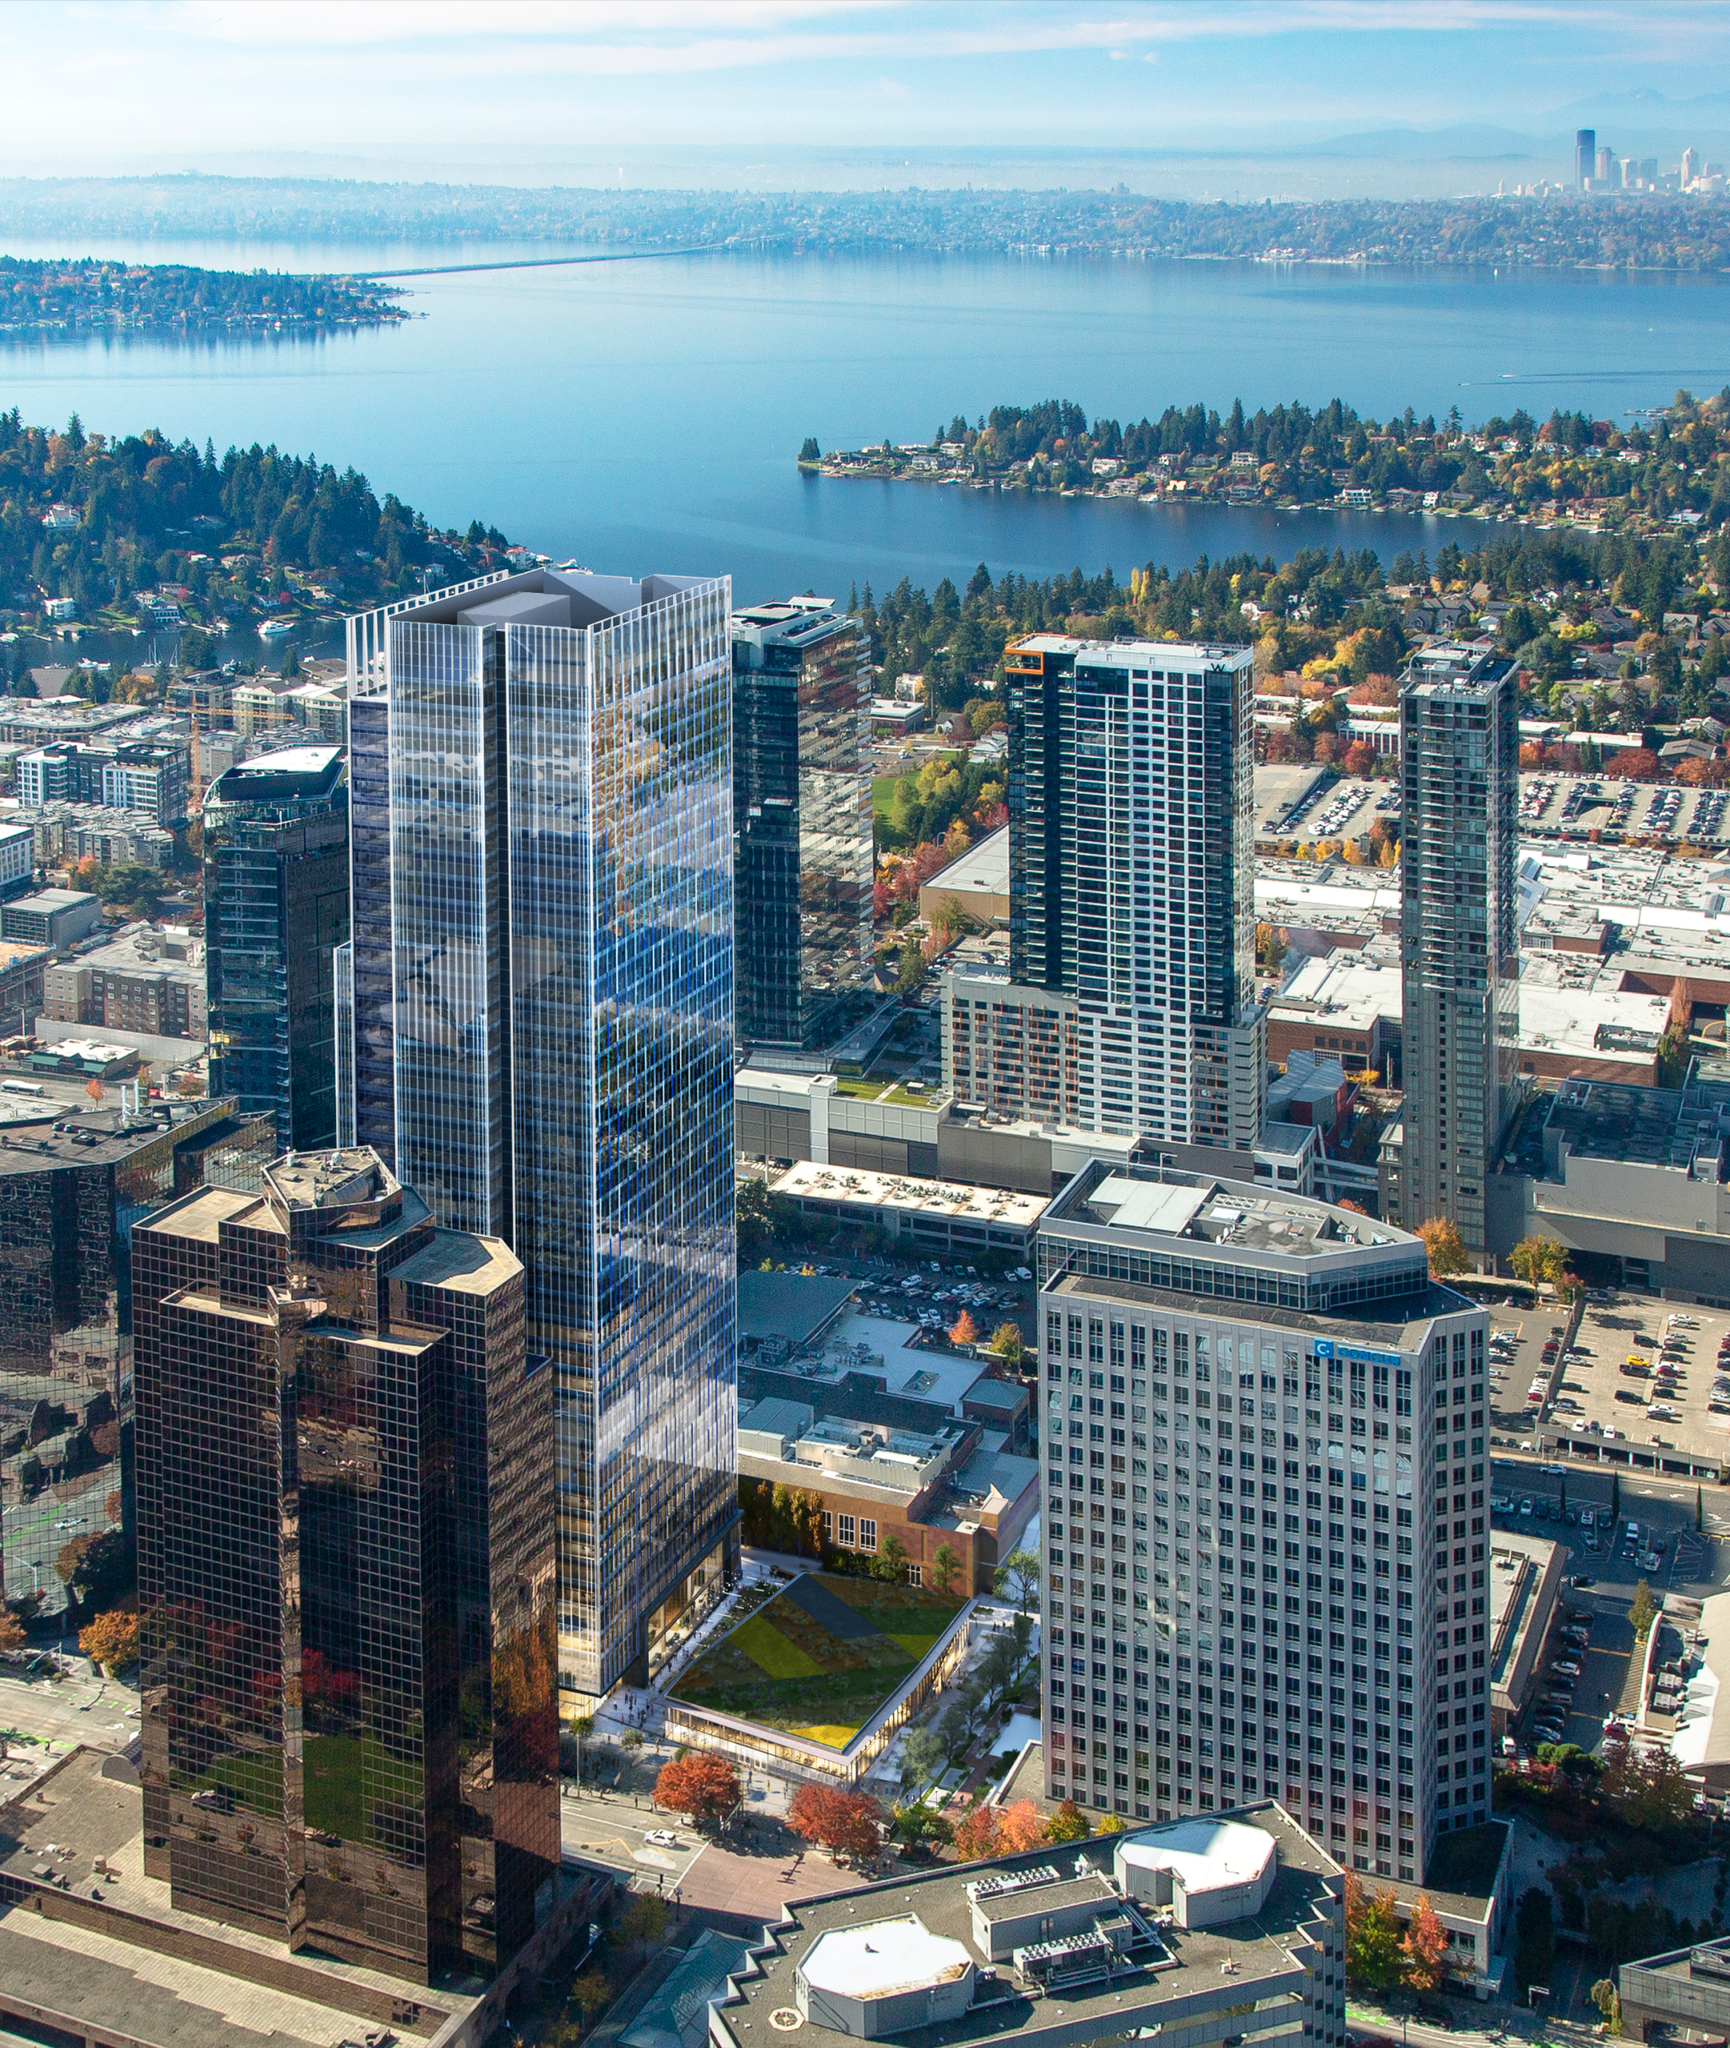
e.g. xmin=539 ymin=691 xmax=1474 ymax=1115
xmin=0 ymin=256 xmax=408 ymax=337
xmin=805 ymin=388 xmax=1730 ymax=543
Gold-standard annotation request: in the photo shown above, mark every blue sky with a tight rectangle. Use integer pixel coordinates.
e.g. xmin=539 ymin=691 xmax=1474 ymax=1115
xmin=5 ymin=2 xmax=1729 ymax=180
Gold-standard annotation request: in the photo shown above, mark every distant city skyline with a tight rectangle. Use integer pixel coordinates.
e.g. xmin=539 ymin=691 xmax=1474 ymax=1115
xmin=1 ymin=4 xmax=1728 ymax=189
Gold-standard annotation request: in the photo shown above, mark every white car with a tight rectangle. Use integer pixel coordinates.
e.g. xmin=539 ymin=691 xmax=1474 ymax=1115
xmin=643 ymin=1828 xmax=681 ymax=1847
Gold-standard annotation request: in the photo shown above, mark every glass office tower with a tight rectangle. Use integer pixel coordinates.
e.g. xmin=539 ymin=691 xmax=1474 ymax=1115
xmin=731 ymin=598 xmax=873 ymax=1049
xmin=345 ymin=568 xmax=739 ymax=1698
xmin=204 ymin=745 xmax=350 ymax=1149
xmin=134 ymin=1147 xmax=557 ymax=1982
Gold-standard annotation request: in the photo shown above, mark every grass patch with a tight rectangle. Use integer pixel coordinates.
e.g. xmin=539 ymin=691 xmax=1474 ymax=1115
xmin=671 ymin=1571 xmax=965 ymax=1750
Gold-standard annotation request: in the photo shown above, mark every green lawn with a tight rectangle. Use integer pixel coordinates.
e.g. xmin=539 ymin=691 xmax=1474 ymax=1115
xmin=670 ymin=1572 xmax=965 ymax=1750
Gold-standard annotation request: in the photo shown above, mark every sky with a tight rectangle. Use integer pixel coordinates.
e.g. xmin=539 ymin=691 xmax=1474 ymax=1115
xmin=3 ymin=1 xmax=1730 ymax=184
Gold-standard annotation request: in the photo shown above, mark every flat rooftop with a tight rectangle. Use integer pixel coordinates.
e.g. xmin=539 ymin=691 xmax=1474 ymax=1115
xmin=772 ymin=1160 xmax=1047 ymax=1232
xmin=5 ymin=885 xmax=97 ymax=914
xmin=1008 ymin=634 xmax=1251 ymax=668
xmin=0 ymin=1747 xmax=479 ymax=2047
xmin=1075 ymin=1171 xmax=1408 ymax=1260
xmin=0 ymin=1088 xmax=248 ymax=1172
xmin=714 ymin=1803 xmax=1336 ymax=2048
xmin=1402 ymin=644 xmax=1516 ymax=694
xmin=739 ymin=1270 xmax=861 ymax=1348
xmin=1488 ymin=1531 xmax=1565 ymax=1699
xmin=923 ymin=825 xmax=1008 ymax=900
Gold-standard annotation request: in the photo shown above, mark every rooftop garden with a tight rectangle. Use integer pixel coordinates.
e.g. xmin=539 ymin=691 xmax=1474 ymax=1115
xmin=668 ymin=1571 xmax=966 ymax=1750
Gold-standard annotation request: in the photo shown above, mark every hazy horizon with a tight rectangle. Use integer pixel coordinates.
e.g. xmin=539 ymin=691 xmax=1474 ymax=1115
xmin=3 ymin=4 xmax=1730 ymax=204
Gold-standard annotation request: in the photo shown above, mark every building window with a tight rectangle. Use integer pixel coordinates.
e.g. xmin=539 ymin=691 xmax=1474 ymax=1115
xmin=838 ymin=1513 xmax=856 ymax=1548
xmin=907 ymin=1563 xmax=922 ymax=1586
xmin=859 ymin=1519 xmax=878 ymax=1553
xmin=821 ymin=1510 xmax=833 ymax=1542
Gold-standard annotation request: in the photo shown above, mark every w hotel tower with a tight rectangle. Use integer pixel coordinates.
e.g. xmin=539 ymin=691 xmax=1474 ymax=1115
xmin=337 ymin=567 xmax=739 ymax=1699
xmin=1035 ymin=1164 xmax=1491 ymax=1883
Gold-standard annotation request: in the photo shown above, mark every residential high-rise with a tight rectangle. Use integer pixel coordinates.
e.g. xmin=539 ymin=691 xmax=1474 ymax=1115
xmin=204 ymin=744 xmax=350 ymax=1149
xmin=730 ymin=597 xmax=873 ymax=1049
xmin=1576 ymin=128 xmax=1596 ymax=188
xmin=1398 ymin=646 xmax=1519 ymax=1253
xmin=134 ymin=1146 xmax=557 ymax=1983
xmin=0 ymin=1085 xmax=273 ymax=1619
xmin=341 ymin=566 xmax=738 ymax=1699
xmin=945 ymin=636 xmax=1263 ymax=1148
xmin=1034 ymin=1162 xmax=1490 ymax=1884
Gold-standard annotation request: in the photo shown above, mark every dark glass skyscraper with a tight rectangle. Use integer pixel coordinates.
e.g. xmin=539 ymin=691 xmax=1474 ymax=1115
xmin=730 ymin=597 xmax=873 ymax=1049
xmin=204 ymin=744 xmax=350 ymax=1149
xmin=134 ymin=1146 xmax=557 ymax=1983
xmin=1398 ymin=646 xmax=1520 ymax=1254
xmin=342 ymin=567 xmax=738 ymax=1699
xmin=0 ymin=1088 xmax=273 ymax=1620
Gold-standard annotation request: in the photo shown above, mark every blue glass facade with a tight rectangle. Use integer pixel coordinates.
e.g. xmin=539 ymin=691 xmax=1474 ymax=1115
xmin=347 ymin=569 xmax=738 ymax=1696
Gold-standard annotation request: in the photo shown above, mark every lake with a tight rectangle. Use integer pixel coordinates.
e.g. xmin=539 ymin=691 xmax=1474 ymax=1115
xmin=2 ymin=235 xmax=1725 ymax=604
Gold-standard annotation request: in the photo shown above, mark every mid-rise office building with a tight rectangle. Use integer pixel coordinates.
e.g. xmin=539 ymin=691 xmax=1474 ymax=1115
xmin=339 ymin=566 xmax=738 ymax=1699
xmin=133 ymin=1146 xmax=557 ymax=1984
xmin=204 ymin=744 xmax=350 ymax=1149
xmin=711 ymin=1807 xmax=1346 ymax=2048
xmin=1035 ymin=1162 xmax=1490 ymax=1883
xmin=730 ymin=597 xmax=873 ymax=1049
xmin=1397 ymin=646 xmax=1519 ymax=1253
xmin=0 ymin=1085 xmax=272 ymax=1618
xmin=946 ymin=637 xmax=1263 ymax=1147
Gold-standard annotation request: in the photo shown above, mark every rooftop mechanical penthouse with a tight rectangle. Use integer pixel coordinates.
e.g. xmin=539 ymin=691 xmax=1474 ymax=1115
xmin=1034 ymin=1162 xmax=1490 ymax=1882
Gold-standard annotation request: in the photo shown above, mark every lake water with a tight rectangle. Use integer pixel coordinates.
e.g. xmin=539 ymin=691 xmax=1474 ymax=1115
xmin=2 ymin=234 xmax=1726 ymax=603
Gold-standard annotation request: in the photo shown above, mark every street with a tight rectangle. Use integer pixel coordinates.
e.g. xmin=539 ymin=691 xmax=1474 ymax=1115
xmin=0 ymin=1662 xmax=136 ymax=1785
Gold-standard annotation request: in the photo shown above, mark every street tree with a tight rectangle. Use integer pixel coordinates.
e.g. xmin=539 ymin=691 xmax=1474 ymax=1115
xmin=987 ymin=1322 xmax=1026 ymax=1367
xmin=1402 ymin=1895 xmax=1449 ymax=1991
xmin=653 ymin=1751 xmax=740 ymax=1828
xmin=951 ymin=1800 xmax=1000 ymax=1861
xmin=1510 ymin=1235 xmax=1569 ymax=1290
xmin=1344 ymin=1874 xmax=1409 ymax=1994
xmin=994 ymin=1550 xmax=1041 ymax=1613
xmin=1417 ymin=1216 xmax=1468 ymax=1278
xmin=78 ymin=1609 xmax=138 ymax=1672
xmin=898 ymin=1724 xmax=946 ymax=1800
xmin=996 ymin=1800 xmax=1048 ymax=1853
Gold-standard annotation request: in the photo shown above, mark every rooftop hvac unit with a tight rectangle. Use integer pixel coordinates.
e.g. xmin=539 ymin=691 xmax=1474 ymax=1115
xmin=969 ymin=1865 xmax=1064 ymax=1903
xmin=1014 ymin=1930 xmax=1116 ymax=1990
